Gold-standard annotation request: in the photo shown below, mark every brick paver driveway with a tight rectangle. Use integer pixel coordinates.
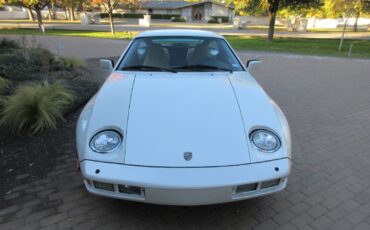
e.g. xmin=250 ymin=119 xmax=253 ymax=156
xmin=1 ymin=53 xmax=370 ymax=230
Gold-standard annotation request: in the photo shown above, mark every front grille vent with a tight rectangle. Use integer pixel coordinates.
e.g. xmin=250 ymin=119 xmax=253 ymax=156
xmin=260 ymin=179 xmax=281 ymax=189
xmin=234 ymin=178 xmax=283 ymax=195
xmin=92 ymin=180 xmax=145 ymax=197
xmin=93 ymin=181 xmax=114 ymax=191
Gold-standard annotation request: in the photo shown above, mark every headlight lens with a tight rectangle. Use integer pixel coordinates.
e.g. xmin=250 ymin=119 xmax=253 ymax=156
xmin=250 ymin=129 xmax=280 ymax=152
xmin=90 ymin=130 xmax=122 ymax=153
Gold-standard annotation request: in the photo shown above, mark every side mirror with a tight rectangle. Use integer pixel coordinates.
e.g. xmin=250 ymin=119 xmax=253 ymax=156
xmin=246 ymin=59 xmax=262 ymax=72
xmin=100 ymin=59 xmax=114 ymax=71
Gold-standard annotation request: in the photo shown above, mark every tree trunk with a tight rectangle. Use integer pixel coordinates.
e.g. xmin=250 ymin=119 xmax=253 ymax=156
xmin=64 ymin=7 xmax=68 ymax=20
xmin=27 ymin=7 xmax=35 ymax=21
xmin=107 ymin=0 xmax=115 ymax=35
xmin=267 ymin=0 xmax=280 ymax=41
xmin=48 ymin=6 xmax=52 ymax=21
xmin=69 ymin=7 xmax=75 ymax=21
xmin=50 ymin=3 xmax=56 ymax=20
xmin=35 ymin=8 xmax=45 ymax=33
xmin=109 ymin=12 xmax=115 ymax=35
xmin=338 ymin=18 xmax=349 ymax=52
xmin=268 ymin=11 xmax=276 ymax=41
xmin=79 ymin=1 xmax=84 ymax=12
xmin=354 ymin=11 xmax=360 ymax=32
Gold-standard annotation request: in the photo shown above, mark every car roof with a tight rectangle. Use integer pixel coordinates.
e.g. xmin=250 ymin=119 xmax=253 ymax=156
xmin=136 ymin=29 xmax=224 ymax=39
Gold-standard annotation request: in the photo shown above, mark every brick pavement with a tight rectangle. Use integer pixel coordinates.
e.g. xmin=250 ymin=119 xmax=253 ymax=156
xmin=1 ymin=54 xmax=370 ymax=229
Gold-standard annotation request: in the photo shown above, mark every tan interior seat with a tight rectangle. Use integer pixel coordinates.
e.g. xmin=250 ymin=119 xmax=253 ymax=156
xmin=143 ymin=44 xmax=169 ymax=68
xmin=189 ymin=45 xmax=211 ymax=65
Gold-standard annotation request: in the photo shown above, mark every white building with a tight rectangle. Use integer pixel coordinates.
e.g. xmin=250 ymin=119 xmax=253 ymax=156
xmin=130 ymin=1 xmax=235 ymax=22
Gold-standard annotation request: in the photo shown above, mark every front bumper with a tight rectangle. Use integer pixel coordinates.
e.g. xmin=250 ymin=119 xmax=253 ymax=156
xmin=80 ymin=158 xmax=291 ymax=205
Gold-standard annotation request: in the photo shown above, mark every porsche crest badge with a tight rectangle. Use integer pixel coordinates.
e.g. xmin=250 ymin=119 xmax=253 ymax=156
xmin=183 ymin=152 xmax=192 ymax=161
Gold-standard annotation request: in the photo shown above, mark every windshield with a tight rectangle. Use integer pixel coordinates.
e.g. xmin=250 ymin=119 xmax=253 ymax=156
xmin=118 ymin=36 xmax=244 ymax=72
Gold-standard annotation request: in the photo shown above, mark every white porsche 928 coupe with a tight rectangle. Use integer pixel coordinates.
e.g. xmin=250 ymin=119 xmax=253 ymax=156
xmin=76 ymin=30 xmax=291 ymax=205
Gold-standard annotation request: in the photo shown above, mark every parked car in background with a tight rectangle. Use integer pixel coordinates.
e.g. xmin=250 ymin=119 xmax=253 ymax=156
xmin=76 ymin=29 xmax=291 ymax=205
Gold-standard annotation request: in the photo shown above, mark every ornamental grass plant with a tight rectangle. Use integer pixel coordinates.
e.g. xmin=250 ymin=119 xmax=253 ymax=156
xmin=0 ymin=82 xmax=74 ymax=133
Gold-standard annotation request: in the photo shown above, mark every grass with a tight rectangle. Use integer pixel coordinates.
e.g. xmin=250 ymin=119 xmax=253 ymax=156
xmin=226 ymin=35 xmax=370 ymax=59
xmin=0 ymin=76 xmax=12 ymax=95
xmin=245 ymin=25 xmax=287 ymax=31
xmin=151 ymin=22 xmax=234 ymax=29
xmin=0 ymin=28 xmax=136 ymax=39
xmin=57 ymin=56 xmax=85 ymax=69
xmin=307 ymin=27 xmax=370 ymax=33
xmin=0 ymin=19 xmax=81 ymax=24
xmin=0 ymin=81 xmax=74 ymax=133
xmin=0 ymin=37 xmax=20 ymax=51
xmin=1 ymin=28 xmax=369 ymax=58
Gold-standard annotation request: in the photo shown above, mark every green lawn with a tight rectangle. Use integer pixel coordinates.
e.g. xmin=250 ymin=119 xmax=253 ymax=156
xmin=0 ymin=28 xmax=136 ymax=39
xmin=226 ymin=35 xmax=370 ymax=59
xmin=307 ymin=27 xmax=370 ymax=33
xmin=1 ymin=28 xmax=369 ymax=59
xmin=0 ymin=19 xmax=81 ymax=24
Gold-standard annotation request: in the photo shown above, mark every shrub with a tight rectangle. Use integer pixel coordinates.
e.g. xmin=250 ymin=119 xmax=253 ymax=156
xmin=171 ymin=17 xmax=186 ymax=22
xmin=207 ymin=16 xmax=229 ymax=24
xmin=24 ymin=48 xmax=56 ymax=72
xmin=100 ymin=13 xmax=124 ymax=18
xmin=0 ymin=38 xmax=20 ymax=53
xmin=99 ymin=13 xmax=181 ymax=19
xmin=212 ymin=16 xmax=229 ymax=23
xmin=63 ymin=78 xmax=100 ymax=113
xmin=151 ymin=14 xmax=180 ymax=20
xmin=53 ymin=70 xmax=79 ymax=80
xmin=0 ymin=48 xmax=56 ymax=80
xmin=0 ymin=52 xmax=27 ymax=80
xmin=122 ymin=13 xmax=144 ymax=18
xmin=207 ymin=19 xmax=218 ymax=23
xmin=0 ymin=77 xmax=13 ymax=96
xmin=56 ymin=56 xmax=85 ymax=70
xmin=0 ymin=82 xmax=74 ymax=133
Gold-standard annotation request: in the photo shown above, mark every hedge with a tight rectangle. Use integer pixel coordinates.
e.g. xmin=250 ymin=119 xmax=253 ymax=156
xmin=208 ymin=16 xmax=229 ymax=23
xmin=100 ymin=13 xmax=181 ymax=20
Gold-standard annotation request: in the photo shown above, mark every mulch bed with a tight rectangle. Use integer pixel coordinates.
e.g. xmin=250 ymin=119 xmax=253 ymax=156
xmin=0 ymin=58 xmax=114 ymax=208
xmin=0 ymin=109 xmax=81 ymax=209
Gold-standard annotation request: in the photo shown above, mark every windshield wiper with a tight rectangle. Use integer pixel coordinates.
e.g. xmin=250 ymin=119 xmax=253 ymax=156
xmin=173 ymin=64 xmax=233 ymax=73
xmin=120 ymin=65 xmax=177 ymax=73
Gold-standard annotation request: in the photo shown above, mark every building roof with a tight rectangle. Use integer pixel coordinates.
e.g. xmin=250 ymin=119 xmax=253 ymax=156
xmin=140 ymin=1 xmax=234 ymax=10
xmin=137 ymin=29 xmax=224 ymax=39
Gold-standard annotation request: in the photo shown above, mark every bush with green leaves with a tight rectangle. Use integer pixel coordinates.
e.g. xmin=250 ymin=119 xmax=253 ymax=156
xmin=211 ymin=16 xmax=229 ymax=23
xmin=0 ymin=52 xmax=26 ymax=79
xmin=171 ymin=17 xmax=186 ymax=22
xmin=56 ymin=56 xmax=85 ymax=70
xmin=0 ymin=48 xmax=56 ymax=81
xmin=63 ymin=78 xmax=100 ymax=113
xmin=25 ymin=48 xmax=56 ymax=71
xmin=0 ymin=81 xmax=74 ymax=133
xmin=0 ymin=38 xmax=20 ymax=53
xmin=207 ymin=16 xmax=229 ymax=24
xmin=0 ymin=76 xmax=13 ymax=96
xmin=207 ymin=17 xmax=220 ymax=23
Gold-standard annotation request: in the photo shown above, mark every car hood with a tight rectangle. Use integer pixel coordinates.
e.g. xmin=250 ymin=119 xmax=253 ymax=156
xmin=125 ymin=72 xmax=250 ymax=167
xmin=81 ymin=71 xmax=285 ymax=167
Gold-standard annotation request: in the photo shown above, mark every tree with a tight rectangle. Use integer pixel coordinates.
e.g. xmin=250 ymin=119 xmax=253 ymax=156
xmin=232 ymin=0 xmax=268 ymax=16
xmin=92 ymin=0 xmax=136 ymax=35
xmin=1 ymin=0 xmax=51 ymax=31
xmin=26 ymin=5 xmax=35 ymax=21
xmin=323 ymin=0 xmax=369 ymax=32
xmin=352 ymin=0 xmax=369 ymax=32
xmin=57 ymin=0 xmax=85 ymax=21
xmin=323 ymin=0 xmax=369 ymax=51
xmin=231 ymin=0 xmax=322 ymax=41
